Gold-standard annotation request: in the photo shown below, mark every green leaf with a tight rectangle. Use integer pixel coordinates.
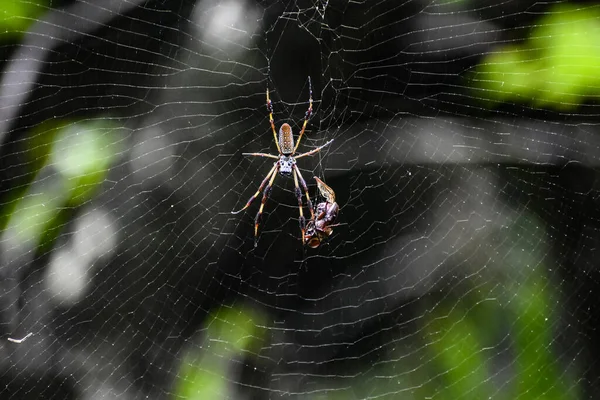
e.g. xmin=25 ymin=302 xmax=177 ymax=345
xmin=425 ymin=302 xmax=495 ymax=400
xmin=174 ymin=305 xmax=267 ymax=399
xmin=3 ymin=119 xmax=119 ymax=253
xmin=529 ymin=5 xmax=600 ymax=109
xmin=470 ymin=46 xmax=537 ymax=104
xmin=470 ymin=3 xmax=600 ymax=109
xmin=50 ymin=121 xmax=123 ymax=205
xmin=0 ymin=0 xmax=48 ymax=37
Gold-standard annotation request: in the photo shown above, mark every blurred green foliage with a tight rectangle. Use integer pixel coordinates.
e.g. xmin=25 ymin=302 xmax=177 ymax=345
xmin=0 ymin=120 xmax=62 ymax=232
xmin=175 ymin=214 xmax=579 ymax=400
xmin=175 ymin=306 xmax=267 ymax=399
xmin=0 ymin=0 xmax=47 ymax=37
xmin=0 ymin=1 xmax=584 ymax=399
xmin=2 ymin=120 xmax=121 ymax=252
xmin=469 ymin=4 xmax=600 ymax=110
xmin=50 ymin=121 xmax=123 ymax=205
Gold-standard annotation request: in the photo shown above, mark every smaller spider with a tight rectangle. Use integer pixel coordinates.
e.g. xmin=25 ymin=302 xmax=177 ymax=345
xmin=232 ymin=77 xmax=334 ymax=246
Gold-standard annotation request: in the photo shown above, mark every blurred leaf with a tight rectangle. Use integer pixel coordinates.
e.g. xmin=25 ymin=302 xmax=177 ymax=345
xmin=470 ymin=4 xmax=600 ymax=110
xmin=50 ymin=121 xmax=123 ymax=205
xmin=204 ymin=305 xmax=267 ymax=356
xmin=0 ymin=120 xmax=65 ymax=232
xmin=500 ymin=215 xmax=578 ymax=399
xmin=2 ymin=119 xmax=120 ymax=255
xmin=177 ymin=352 xmax=229 ymax=400
xmin=529 ymin=4 xmax=600 ymax=110
xmin=26 ymin=119 xmax=67 ymax=169
xmin=511 ymin=276 xmax=569 ymax=400
xmin=425 ymin=302 xmax=495 ymax=400
xmin=469 ymin=46 xmax=537 ymax=105
xmin=500 ymin=217 xmax=578 ymax=400
xmin=0 ymin=0 xmax=48 ymax=37
xmin=174 ymin=305 xmax=267 ymax=400
xmin=6 ymin=189 xmax=65 ymax=246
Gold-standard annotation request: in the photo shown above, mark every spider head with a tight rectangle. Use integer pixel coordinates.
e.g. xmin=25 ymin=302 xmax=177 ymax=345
xmin=279 ymin=156 xmax=294 ymax=176
xmin=279 ymin=123 xmax=294 ymax=155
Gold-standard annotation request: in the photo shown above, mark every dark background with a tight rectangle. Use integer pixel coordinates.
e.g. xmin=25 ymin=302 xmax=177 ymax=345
xmin=0 ymin=0 xmax=596 ymax=399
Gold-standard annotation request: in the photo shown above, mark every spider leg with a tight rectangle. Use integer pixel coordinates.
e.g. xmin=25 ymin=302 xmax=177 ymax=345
xmin=231 ymin=163 xmax=278 ymax=214
xmin=254 ymin=163 xmax=279 ymax=246
xmin=241 ymin=152 xmax=279 ymax=159
xmin=292 ymin=167 xmax=307 ymax=239
xmin=266 ymin=86 xmax=282 ymax=155
xmin=293 ymin=165 xmax=314 ymax=220
xmin=292 ymin=76 xmax=313 ymax=155
xmin=294 ymin=138 xmax=334 ymax=160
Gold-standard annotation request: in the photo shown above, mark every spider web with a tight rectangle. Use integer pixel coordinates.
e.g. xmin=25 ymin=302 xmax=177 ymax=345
xmin=0 ymin=0 xmax=595 ymax=399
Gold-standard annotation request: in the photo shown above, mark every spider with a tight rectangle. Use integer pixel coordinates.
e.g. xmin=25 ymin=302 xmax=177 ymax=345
xmin=231 ymin=77 xmax=334 ymax=246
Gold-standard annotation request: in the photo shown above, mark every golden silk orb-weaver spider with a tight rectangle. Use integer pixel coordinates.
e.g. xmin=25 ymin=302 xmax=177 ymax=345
xmin=231 ymin=77 xmax=334 ymax=246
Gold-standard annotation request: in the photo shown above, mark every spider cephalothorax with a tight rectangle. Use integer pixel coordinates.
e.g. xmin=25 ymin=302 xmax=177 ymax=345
xmin=231 ymin=77 xmax=333 ymax=246
xmin=279 ymin=156 xmax=295 ymax=176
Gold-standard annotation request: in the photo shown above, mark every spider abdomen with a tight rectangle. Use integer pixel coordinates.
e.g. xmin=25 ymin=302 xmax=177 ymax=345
xmin=279 ymin=156 xmax=295 ymax=176
xmin=279 ymin=123 xmax=295 ymax=155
